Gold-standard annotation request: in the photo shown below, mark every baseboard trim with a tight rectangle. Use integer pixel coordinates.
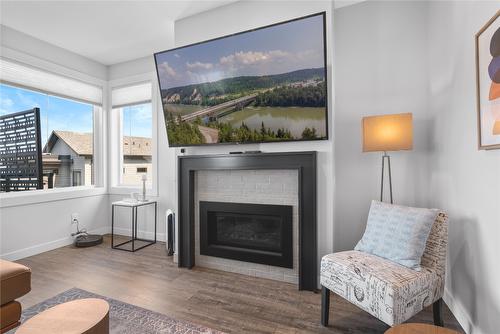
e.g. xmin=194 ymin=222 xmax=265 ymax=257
xmin=444 ymin=288 xmax=481 ymax=334
xmin=1 ymin=226 xmax=166 ymax=262
xmin=0 ymin=226 xmax=110 ymax=261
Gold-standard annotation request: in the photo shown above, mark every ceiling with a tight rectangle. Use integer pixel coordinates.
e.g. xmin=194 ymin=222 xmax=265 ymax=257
xmin=0 ymin=1 xmax=237 ymax=65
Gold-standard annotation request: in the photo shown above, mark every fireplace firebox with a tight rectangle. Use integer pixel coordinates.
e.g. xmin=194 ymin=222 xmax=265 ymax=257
xmin=200 ymin=201 xmax=293 ymax=268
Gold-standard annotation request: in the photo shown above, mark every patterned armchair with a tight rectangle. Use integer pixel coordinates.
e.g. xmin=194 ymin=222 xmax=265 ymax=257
xmin=320 ymin=212 xmax=448 ymax=327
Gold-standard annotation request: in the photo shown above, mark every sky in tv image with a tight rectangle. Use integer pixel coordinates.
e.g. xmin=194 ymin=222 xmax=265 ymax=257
xmin=156 ymin=14 xmax=325 ymax=89
xmin=155 ymin=13 xmax=327 ymax=146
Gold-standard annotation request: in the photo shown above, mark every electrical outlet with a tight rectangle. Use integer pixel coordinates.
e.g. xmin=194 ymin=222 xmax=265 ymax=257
xmin=71 ymin=213 xmax=79 ymax=224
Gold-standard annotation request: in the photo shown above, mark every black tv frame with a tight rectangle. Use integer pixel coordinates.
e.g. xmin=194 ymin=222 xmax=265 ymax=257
xmin=154 ymin=11 xmax=329 ymax=147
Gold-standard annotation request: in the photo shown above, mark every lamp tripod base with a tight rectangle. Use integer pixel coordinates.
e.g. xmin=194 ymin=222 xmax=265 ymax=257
xmin=381 ymin=152 xmax=393 ymax=204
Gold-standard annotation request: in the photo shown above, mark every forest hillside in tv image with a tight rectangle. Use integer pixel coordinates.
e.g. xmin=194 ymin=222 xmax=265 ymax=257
xmin=155 ymin=13 xmax=327 ymax=146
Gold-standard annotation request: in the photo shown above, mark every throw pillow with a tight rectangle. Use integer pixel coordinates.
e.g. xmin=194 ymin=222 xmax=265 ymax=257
xmin=354 ymin=200 xmax=439 ymax=271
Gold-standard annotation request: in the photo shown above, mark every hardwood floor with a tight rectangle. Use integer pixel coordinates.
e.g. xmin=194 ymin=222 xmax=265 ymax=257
xmin=16 ymin=236 xmax=464 ymax=334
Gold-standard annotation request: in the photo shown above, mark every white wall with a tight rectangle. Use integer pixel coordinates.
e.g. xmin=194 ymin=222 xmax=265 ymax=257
xmin=335 ymin=1 xmax=500 ymax=333
xmin=0 ymin=26 xmax=109 ymax=260
xmin=107 ymin=55 xmax=155 ymax=81
xmin=0 ymin=25 xmax=107 ymax=80
xmin=0 ymin=196 xmax=108 ymax=260
xmin=427 ymin=2 xmax=500 ymax=333
xmin=333 ymin=1 xmax=431 ymax=249
xmin=173 ymin=0 xmax=336 ymax=269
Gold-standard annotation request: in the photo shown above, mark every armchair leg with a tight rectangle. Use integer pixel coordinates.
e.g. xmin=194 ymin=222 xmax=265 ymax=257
xmin=321 ymin=286 xmax=330 ymax=326
xmin=433 ymin=298 xmax=444 ymax=327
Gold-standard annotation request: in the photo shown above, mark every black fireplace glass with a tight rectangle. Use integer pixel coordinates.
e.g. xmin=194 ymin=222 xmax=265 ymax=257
xmin=210 ymin=212 xmax=282 ymax=252
xmin=200 ymin=201 xmax=293 ymax=268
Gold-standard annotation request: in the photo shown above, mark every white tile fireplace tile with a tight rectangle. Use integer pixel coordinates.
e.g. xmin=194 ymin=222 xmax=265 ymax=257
xmin=194 ymin=169 xmax=299 ymax=284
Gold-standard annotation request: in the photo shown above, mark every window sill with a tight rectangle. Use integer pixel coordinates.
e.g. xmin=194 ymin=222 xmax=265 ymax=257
xmin=0 ymin=186 xmax=106 ymax=208
xmin=109 ymin=186 xmax=157 ymax=197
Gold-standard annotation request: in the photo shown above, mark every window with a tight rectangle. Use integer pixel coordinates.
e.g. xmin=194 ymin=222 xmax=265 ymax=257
xmin=1 ymin=83 xmax=97 ymax=192
xmin=111 ymin=82 xmax=153 ymax=188
xmin=72 ymin=170 xmax=82 ymax=186
xmin=120 ymin=103 xmax=152 ymax=187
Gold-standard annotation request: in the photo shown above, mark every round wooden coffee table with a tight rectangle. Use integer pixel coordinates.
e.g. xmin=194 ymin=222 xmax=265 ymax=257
xmin=386 ymin=323 xmax=461 ymax=334
xmin=17 ymin=298 xmax=109 ymax=334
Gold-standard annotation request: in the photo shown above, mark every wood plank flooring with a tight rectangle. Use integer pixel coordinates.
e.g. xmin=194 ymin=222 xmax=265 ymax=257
xmin=16 ymin=236 xmax=464 ymax=334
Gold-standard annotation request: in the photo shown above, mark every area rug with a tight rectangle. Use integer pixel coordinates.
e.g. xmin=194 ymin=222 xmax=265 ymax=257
xmin=17 ymin=288 xmax=224 ymax=333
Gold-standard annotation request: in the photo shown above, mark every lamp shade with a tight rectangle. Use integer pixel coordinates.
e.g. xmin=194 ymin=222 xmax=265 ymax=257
xmin=362 ymin=113 xmax=413 ymax=152
xmin=493 ymin=120 xmax=500 ymax=135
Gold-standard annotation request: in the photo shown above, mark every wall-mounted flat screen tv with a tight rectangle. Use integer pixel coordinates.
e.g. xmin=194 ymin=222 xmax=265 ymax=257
xmin=154 ymin=12 xmax=328 ymax=147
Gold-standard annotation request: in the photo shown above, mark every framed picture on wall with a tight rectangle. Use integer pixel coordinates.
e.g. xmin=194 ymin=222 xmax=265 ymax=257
xmin=476 ymin=10 xmax=500 ymax=150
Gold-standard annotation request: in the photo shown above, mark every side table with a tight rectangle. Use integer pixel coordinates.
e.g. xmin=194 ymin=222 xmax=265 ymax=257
xmin=111 ymin=200 xmax=157 ymax=252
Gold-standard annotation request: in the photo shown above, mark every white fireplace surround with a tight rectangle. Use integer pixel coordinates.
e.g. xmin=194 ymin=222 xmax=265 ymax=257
xmin=193 ymin=169 xmax=299 ymax=284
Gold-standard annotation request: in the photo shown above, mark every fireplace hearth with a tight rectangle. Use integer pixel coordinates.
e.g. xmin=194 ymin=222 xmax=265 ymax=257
xmin=200 ymin=201 xmax=293 ymax=268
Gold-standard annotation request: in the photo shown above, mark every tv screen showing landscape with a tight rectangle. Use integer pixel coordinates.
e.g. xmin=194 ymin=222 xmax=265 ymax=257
xmin=154 ymin=12 xmax=328 ymax=147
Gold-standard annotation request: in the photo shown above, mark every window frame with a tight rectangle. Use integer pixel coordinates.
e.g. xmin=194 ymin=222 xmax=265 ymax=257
xmin=0 ymin=48 xmax=107 ymax=209
xmin=72 ymin=170 xmax=82 ymax=187
xmin=108 ymin=73 xmax=158 ymax=197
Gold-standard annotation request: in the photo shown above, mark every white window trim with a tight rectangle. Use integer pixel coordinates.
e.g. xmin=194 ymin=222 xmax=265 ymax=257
xmin=0 ymin=186 xmax=107 ymax=208
xmin=0 ymin=57 xmax=103 ymax=106
xmin=108 ymin=72 xmax=158 ymax=197
xmin=0 ymin=47 xmax=107 ymax=208
xmin=1 ymin=46 xmax=105 ymax=92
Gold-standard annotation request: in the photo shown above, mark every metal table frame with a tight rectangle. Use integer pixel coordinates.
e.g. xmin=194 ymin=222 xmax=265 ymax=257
xmin=111 ymin=201 xmax=157 ymax=252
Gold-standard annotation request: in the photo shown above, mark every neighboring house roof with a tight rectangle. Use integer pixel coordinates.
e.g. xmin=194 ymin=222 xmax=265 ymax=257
xmin=44 ymin=131 xmax=151 ymax=156
xmin=41 ymin=153 xmax=62 ymax=168
xmin=44 ymin=130 xmax=93 ymax=155
xmin=122 ymin=136 xmax=151 ymax=156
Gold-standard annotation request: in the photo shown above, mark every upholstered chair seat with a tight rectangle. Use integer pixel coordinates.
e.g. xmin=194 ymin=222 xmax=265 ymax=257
xmin=321 ymin=250 xmax=443 ymax=326
xmin=320 ymin=211 xmax=448 ymax=327
xmin=0 ymin=259 xmax=31 ymax=333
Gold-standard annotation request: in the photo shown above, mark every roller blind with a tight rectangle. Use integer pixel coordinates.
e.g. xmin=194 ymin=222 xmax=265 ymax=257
xmin=111 ymin=82 xmax=152 ymax=108
xmin=0 ymin=58 xmax=103 ymax=106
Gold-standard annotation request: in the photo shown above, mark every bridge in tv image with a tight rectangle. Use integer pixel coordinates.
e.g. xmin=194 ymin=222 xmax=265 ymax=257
xmin=178 ymin=93 xmax=259 ymax=144
xmin=155 ymin=12 xmax=328 ymax=146
xmin=180 ymin=93 xmax=258 ymax=123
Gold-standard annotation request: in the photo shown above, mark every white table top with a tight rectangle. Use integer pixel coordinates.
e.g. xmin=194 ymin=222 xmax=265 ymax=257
xmin=112 ymin=199 xmax=156 ymax=207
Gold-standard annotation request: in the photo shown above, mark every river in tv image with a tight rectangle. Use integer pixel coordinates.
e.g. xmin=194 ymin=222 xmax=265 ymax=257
xmin=164 ymin=101 xmax=327 ymax=145
xmin=219 ymin=106 xmax=326 ymax=139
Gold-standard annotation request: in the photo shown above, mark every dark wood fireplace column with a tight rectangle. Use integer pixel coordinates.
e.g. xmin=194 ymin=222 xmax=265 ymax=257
xmin=177 ymin=151 xmax=317 ymax=291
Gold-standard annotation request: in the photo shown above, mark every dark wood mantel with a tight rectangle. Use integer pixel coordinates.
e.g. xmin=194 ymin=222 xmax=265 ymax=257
xmin=177 ymin=151 xmax=317 ymax=291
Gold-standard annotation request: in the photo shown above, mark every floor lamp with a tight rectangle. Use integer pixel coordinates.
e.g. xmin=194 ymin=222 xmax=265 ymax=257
xmin=362 ymin=113 xmax=413 ymax=204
